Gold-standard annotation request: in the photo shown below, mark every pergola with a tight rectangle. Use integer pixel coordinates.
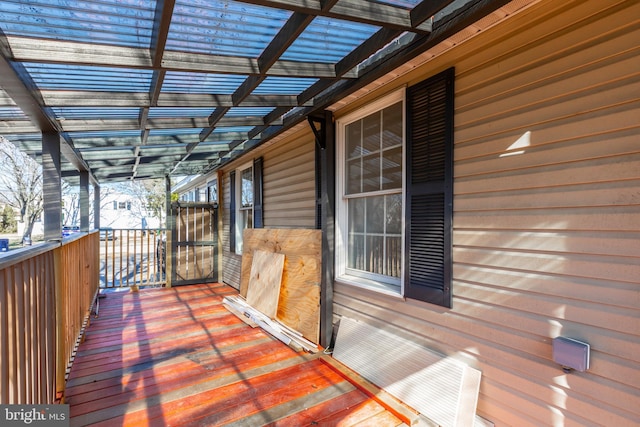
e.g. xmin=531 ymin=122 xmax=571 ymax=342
xmin=0 ymin=0 xmax=506 ymax=188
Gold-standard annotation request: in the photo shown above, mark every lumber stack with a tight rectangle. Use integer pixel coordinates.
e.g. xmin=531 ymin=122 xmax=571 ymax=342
xmin=223 ymin=228 xmax=322 ymax=352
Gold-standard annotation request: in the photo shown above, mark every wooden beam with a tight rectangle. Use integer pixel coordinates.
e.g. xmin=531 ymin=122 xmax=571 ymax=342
xmin=299 ymin=27 xmax=404 ymax=105
xmin=150 ymin=0 xmax=175 ymax=67
xmin=329 ymin=0 xmax=411 ymax=28
xmin=235 ymin=0 xmax=432 ymax=33
xmin=289 ymin=0 xmax=508 ymax=128
xmin=411 ymin=0 xmax=455 ymax=28
xmin=258 ymin=12 xmax=314 ymax=73
xmin=1 ymin=29 xmax=98 ymax=186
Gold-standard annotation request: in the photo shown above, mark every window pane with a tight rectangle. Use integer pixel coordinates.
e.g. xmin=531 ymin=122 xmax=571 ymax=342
xmin=347 ymin=158 xmax=361 ymax=194
xmin=385 ymin=235 xmax=402 ymax=277
xmin=241 ymin=210 xmax=252 ymax=231
xmin=208 ymin=184 xmax=217 ymax=203
xmin=362 ymin=113 xmax=380 ymax=153
xmin=348 ymin=234 xmax=364 ymax=270
xmin=382 ymin=146 xmax=402 ymax=190
xmin=348 ymin=198 xmax=365 ymax=233
xmin=347 ymin=194 xmax=401 ymax=278
xmin=241 ymin=167 xmax=253 ymax=207
xmin=346 ymin=121 xmax=362 ymax=159
xmin=386 ymin=194 xmax=402 ymax=234
xmin=366 ymin=196 xmax=384 ymax=234
xmin=382 ymin=102 xmax=402 ymax=149
xmin=362 ymin=154 xmax=380 ymax=192
xmin=365 ymin=235 xmax=385 ymax=274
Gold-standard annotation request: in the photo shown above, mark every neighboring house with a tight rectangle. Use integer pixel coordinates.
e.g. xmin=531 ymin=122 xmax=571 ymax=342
xmin=100 ymin=192 xmax=160 ymax=230
xmin=177 ymin=0 xmax=639 ymax=425
xmin=175 ymin=175 xmax=218 ymax=205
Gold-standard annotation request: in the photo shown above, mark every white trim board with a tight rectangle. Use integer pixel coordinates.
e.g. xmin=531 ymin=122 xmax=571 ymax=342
xmin=333 ymin=316 xmax=481 ymax=427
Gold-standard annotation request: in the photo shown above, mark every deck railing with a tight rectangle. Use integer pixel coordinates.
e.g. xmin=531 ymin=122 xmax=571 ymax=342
xmin=0 ymin=232 xmax=99 ymax=404
xmin=99 ymin=228 xmax=166 ymax=288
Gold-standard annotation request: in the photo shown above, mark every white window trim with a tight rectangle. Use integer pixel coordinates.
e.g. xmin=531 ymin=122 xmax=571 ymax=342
xmin=234 ymin=161 xmax=253 ymax=254
xmin=335 ymin=87 xmax=406 ymax=296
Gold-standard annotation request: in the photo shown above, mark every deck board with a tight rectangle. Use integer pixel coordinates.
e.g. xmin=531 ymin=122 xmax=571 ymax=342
xmin=67 ymin=283 xmax=406 ymax=427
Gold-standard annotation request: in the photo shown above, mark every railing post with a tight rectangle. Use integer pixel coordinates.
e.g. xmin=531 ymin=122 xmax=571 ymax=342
xmin=165 ymin=176 xmax=173 ymax=288
xmin=53 ymin=246 xmax=65 ymax=403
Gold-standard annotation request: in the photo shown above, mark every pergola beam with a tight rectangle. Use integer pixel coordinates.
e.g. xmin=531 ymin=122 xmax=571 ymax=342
xmin=7 ymin=36 xmax=347 ymax=78
xmin=235 ymin=0 xmax=433 ymax=32
xmin=0 ymin=29 xmax=99 ymax=187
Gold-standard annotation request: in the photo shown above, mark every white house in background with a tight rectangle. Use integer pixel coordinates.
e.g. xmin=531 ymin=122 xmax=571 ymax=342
xmin=100 ymin=192 xmax=160 ymax=230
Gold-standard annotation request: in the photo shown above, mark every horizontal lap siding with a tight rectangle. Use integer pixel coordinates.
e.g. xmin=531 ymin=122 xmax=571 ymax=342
xmin=220 ymin=131 xmax=316 ymax=290
xmin=220 ymin=172 xmax=240 ymax=289
xmin=262 ymin=134 xmax=316 ymax=228
xmin=334 ymin=0 xmax=640 ymax=426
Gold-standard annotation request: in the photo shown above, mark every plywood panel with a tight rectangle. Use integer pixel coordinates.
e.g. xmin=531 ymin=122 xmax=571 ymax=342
xmin=245 ymin=250 xmax=285 ymax=318
xmin=240 ymin=228 xmax=321 ymax=343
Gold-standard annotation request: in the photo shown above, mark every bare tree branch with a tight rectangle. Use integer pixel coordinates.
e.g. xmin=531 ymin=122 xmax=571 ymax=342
xmin=0 ymin=136 xmax=43 ymax=241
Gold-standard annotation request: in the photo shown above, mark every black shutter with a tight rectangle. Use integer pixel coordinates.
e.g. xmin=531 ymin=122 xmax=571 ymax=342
xmin=229 ymin=170 xmax=236 ymax=253
xmin=404 ymin=67 xmax=454 ymax=308
xmin=253 ymin=157 xmax=263 ymax=228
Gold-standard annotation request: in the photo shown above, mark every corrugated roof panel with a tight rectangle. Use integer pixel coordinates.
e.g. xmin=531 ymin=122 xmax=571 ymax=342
xmin=68 ymin=130 xmax=141 ymax=139
xmin=51 ymin=107 xmax=140 ymax=119
xmin=148 ymin=108 xmax=213 ymax=118
xmin=225 ymin=107 xmax=274 ymax=117
xmin=253 ymin=77 xmax=318 ymax=95
xmin=211 ymin=126 xmax=253 ymax=134
xmin=0 ymin=0 xmax=155 ymax=47
xmin=167 ymin=0 xmax=291 ymax=57
xmin=376 ymin=0 xmax=422 ymax=8
xmin=280 ymin=17 xmax=380 ymax=63
xmin=23 ymin=63 xmax=152 ymax=92
xmin=148 ymin=128 xmax=201 ymax=136
xmin=0 ymin=106 xmax=28 ymax=119
xmin=162 ymin=71 xmax=245 ymax=94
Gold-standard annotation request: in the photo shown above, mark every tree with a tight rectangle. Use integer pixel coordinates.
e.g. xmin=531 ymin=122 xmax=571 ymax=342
xmin=0 ymin=137 xmax=43 ymax=242
xmin=0 ymin=204 xmax=18 ymax=233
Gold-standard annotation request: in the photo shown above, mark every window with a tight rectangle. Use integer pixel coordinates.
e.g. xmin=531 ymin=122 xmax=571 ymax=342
xmin=118 ymin=201 xmax=126 ymax=209
xmin=113 ymin=201 xmax=117 ymax=210
xmin=337 ymin=89 xmax=405 ymax=291
xmin=197 ymin=187 xmax=207 ymax=202
xmin=237 ymin=164 xmax=254 ymax=254
xmin=230 ymin=158 xmax=263 ymax=254
xmin=207 ymin=179 xmax=218 ymax=204
xmin=336 ymin=68 xmax=454 ymax=307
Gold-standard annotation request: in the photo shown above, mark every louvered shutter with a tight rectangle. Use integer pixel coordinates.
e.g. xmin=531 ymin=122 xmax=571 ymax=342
xmin=229 ymin=170 xmax=236 ymax=253
xmin=253 ymin=157 xmax=263 ymax=228
xmin=404 ymin=68 xmax=454 ymax=307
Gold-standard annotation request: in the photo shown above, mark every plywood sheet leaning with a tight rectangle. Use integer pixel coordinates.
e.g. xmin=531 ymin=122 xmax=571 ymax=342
xmin=245 ymin=250 xmax=285 ymax=319
xmin=240 ymin=228 xmax=321 ymax=344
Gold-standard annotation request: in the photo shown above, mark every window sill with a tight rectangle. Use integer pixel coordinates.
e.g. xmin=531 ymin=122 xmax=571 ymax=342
xmin=335 ymin=274 xmax=404 ymax=300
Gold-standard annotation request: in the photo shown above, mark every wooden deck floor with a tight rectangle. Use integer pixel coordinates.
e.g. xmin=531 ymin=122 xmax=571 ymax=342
xmin=67 ymin=283 xmax=406 ymax=427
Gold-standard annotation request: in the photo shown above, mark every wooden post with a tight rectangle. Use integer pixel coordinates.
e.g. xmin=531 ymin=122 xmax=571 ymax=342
xmin=320 ymin=110 xmax=335 ymax=349
xmin=93 ymin=184 xmax=101 ymax=230
xmin=165 ymin=176 xmax=173 ymax=287
xmin=53 ymin=247 xmax=65 ymax=403
xmin=79 ymin=171 xmax=90 ymax=232
xmin=42 ymin=132 xmax=62 ymax=241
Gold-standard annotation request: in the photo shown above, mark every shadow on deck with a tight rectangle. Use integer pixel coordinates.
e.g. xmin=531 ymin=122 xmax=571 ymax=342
xmin=67 ymin=283 xmax=406 ymax=426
